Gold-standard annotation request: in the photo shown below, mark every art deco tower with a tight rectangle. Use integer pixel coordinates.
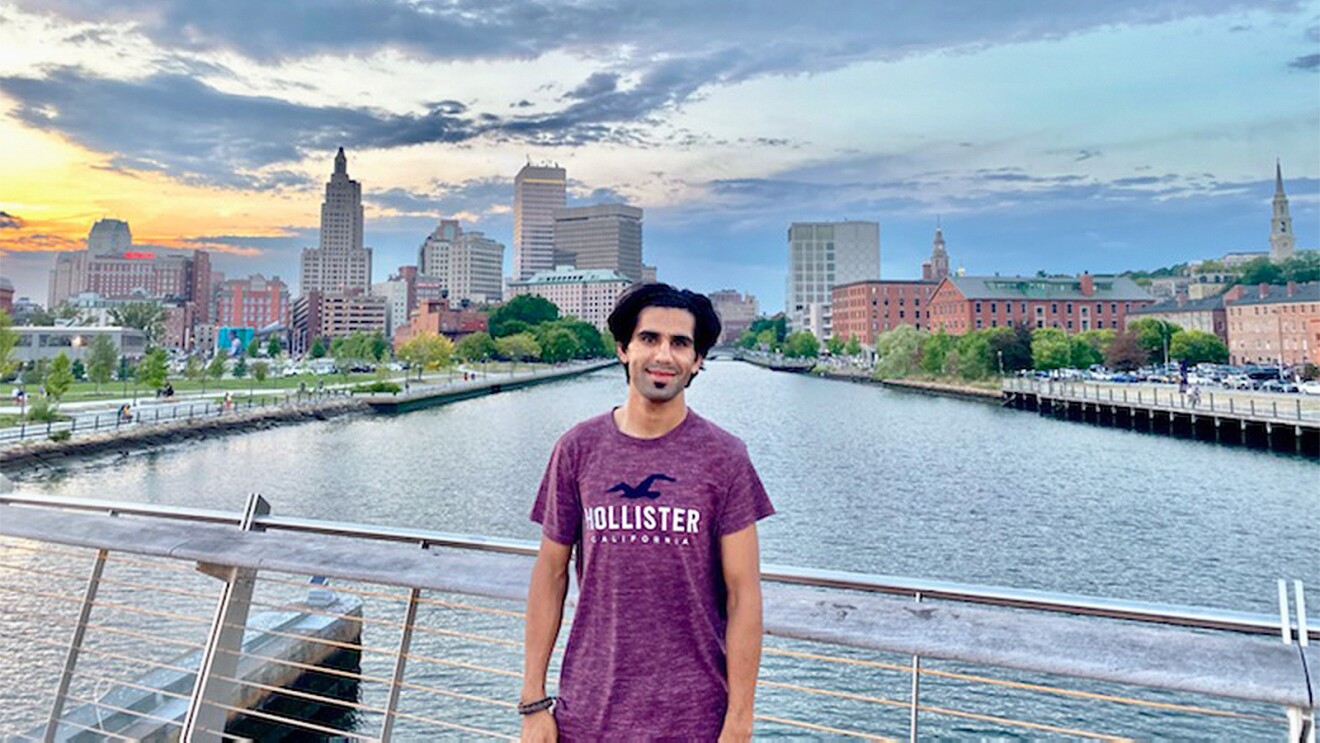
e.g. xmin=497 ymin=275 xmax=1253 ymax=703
xmin=1269 ymin=160 xmax=1294 ymax=262
xmin=300 ymin=148 xmax=372 ymax=293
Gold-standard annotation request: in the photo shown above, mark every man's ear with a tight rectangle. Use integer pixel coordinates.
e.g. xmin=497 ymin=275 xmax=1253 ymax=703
xmin=616 ymin=342 xmax=628 ymax=364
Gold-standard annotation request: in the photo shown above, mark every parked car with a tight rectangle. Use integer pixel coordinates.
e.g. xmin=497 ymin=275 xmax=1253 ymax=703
xmin=1300 ymin=380 xmax=1320 ymax=396
xmin=1110 ymin=373 xmax=1139 ymax=383
xmin=1260 ymin=380 xmax=1299 ymax=394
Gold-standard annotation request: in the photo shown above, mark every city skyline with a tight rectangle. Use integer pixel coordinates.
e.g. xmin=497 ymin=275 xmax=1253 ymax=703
xmin=1 ymin=1 xmax=1317 ymax=310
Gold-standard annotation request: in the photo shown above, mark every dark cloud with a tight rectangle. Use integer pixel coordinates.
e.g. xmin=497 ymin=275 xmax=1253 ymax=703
xmin=1074 ymin=149 xmax=1102 ymax=162
xmin=367 ymin=177 xmax=513 ymax=217
xmin=564 ymin=72 xmax=619 ymax=100
xmin=0 ymin=212 xmax=24 ymax=229
xmin=1288 ymin=53 xmax=1320 ymax=70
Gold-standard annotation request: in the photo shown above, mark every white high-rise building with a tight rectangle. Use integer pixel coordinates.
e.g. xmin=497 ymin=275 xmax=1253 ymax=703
xmin=418 ymin=219 xmax=461 ymax=277
xmin=553 ymin=203 xmax=643 ymax=283
xmin=300 ymin=148 xmax=372 ymax=293
xmin=416 ymin=220 xmax=505 ymax=305
xmin=1270 ymin=160 xmax=1295 ymax=262
xmin=513 ymin=163 xmax=566 ymax=281
xmin=786 ymin=221 xmax=880 ymax=339
xmin=371 ymin=277 xmax=410 ymax=338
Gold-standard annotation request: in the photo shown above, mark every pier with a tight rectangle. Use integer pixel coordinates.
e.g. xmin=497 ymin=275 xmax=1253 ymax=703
xmin=363 ymin=359 xmax=617 ymax=414
xmin=1004 ymin=378 xmax=1320 ymax=457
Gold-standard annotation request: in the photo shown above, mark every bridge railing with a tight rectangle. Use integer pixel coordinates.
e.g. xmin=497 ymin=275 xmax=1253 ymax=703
xmin=0 ymin=492 xmax=1314 ymax=742
xmin=1004 ymin=377 xmax=1320 ymax=423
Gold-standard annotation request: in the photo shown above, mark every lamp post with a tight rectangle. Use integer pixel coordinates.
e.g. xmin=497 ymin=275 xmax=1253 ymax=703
xmin=998 ymin=350 xmax=1005 ymax=377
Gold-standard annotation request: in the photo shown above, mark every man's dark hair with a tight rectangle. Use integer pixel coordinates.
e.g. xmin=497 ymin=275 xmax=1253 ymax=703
xmin=608 ymin=283 xmax=722 ymax=383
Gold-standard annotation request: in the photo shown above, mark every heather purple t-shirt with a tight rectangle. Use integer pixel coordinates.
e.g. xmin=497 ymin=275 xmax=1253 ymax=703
xmin=531 ymin=409 xmax=774 ymax=741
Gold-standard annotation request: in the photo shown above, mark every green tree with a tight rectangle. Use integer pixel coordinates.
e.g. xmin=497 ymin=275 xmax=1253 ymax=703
xmin=135 ymin=348 xmax=169 ymax=390
xmin=183 ymin=355 xmax=203 ymax=383
xmin=1104 ymin=329 xmax=1146 ymax=371
xmin=950 ymin=331 xmax=992 ymax=380
xmin=1281 ymin=252 xmax=1319 ymax=283
xmin=455 ymin=331 xmax=498 ymax=364
xmin=921 ymin=330 xmax=954 ymax=375
xmin=251 ymin=360 xmax=270 ymax=384
xmin=397 ymin=333 xmax=455 ymax=378
xmin=369 ymin=331 xmax=390 ymax=362
xmin=232 ymin=355 xmax=248 ymax=379
xmin=109 ymin=302 xmax=168 ymax=345
xmin=207 ymin=350 xmax=228 ymax=381
xmin=754 ymin=328 xmax=779 ymax=352
xmin=496 ymin=332 xmax=541 ymax=364
xmin=85 ymin=335 xmax=117 ymax=391
xmin=310 ymin=337 xmax=327 ymax=358
xmin=45 ymin=352 xmax=74 ymax=402
xmin=71 ymin=358 xmax=86 ymax=380
xmin=1236 ymin=257 xmax=1282 ymax=286
xmin=1128 ymin=318 xmax=1181 ymax=365
xmin=874 ymin=326 xmax=924 ymax=379
xmin=116 ymin=356 xmax=133 ymax=382
xmin=1069 ymin=330 xmax=1112 ymax=369
xmin=825 ymin=335 xmax=846 ymax=356
xmin=735 ymin=330 xmax=757 ymax=350
xmin=266 ymin=336 xmax=283 ymax=358
xmin=748 ymin=315 xmax=789 ymax=344
xmin=539 ymin=327 xmax=580 ymax=364
xmin=245 ymin=337 xmax=261 ymax=357
xmin=0 ymin=309 xmax=18 ymax=381
xmin=1031 ymin=328 xmax=1071 ymax=370
xmin=782 ymin=330 xmax=819 ymax=359
xmin=1169 ymin=330 xmax=1229 ymax=365
xmin=844 ymin=335 xmax=862 ymax=357
xmin=489 ymin=295 xmax=559 ymax=337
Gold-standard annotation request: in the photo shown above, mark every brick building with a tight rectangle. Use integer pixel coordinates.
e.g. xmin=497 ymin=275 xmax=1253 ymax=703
xmin=1224 ymin=282 xmax=1320 ymax=367
xmin=1126 ymin=294 xmax=1228 ymax=343
xmin=393 ymin=298 xmax=488 ymax=347
xmin=830 ymin=280 xmax=937 ymax=345
xmin=290 ymin=290 xmax=387 ymax=355
xmin=708 ymin=290 xmax=759 ymax=345
xmin=216 ymin=274 xmax=290 ymax=330
xmin=929 ymin=273 xmax=1153 ymax=334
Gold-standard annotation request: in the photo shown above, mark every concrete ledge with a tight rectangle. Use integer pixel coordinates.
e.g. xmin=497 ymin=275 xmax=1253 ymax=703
xmin=3 ymin=504 xmax=1313 ymax=708
xmin=363 ymin=359 xmax=617 ymax=414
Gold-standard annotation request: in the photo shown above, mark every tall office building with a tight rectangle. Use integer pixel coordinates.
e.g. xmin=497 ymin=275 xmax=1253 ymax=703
xmin=87 ymin=218 xmax=132 ymax=255
xmin=1270 ymin=161 xmax=1295 ymax=262
xmin=786 ymin=221 xmax=880 ymax=339
xmin=418 ymin=219 xmax=461 ymax=277
xmin=553 ymin=204 xmax=643 ymax=283
xmin=513 ymin=163 xmax=566 ymax=281
xmin=416 ymin=220 xmax=505 ymax=304
xmin=300 ymin=148 xmax=372 ymax=293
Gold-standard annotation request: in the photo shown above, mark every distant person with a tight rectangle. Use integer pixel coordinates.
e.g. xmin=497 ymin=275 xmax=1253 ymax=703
xmin=521 ymin=283 xmax=775 ymax=742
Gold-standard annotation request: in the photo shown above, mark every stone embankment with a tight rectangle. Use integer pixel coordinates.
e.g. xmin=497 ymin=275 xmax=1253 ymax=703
xmin=808 ymin=366 xmax=1004 ymax=403
xmin=0 ymin=398 xmax=368 ymax=472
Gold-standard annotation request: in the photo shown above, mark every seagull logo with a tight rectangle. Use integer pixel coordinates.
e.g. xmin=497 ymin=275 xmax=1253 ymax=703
xmin=608 ymin=473 xmax=677 ymax=499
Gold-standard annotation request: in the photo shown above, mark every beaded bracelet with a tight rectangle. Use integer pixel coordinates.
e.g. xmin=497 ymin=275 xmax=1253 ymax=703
xmin=518 ymin=696 xmax=556 ymax=715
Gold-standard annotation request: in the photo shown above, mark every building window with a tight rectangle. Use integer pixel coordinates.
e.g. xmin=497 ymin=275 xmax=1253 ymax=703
xmin=975 ymin=302 xmax=981 ymax=312
xmin=1051 ymin=303 xmax=1058 ymax=313
xmin=1066 ymin=303 xmax=1073 ymax=313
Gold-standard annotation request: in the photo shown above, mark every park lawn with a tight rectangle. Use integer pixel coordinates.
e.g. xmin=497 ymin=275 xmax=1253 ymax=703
xmin=54 ymin=373 xmax=386 ymax=401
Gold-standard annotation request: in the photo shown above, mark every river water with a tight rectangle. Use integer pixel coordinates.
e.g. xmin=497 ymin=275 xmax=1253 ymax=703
xmin=2 ymin=360 xmax=1316 ymax=739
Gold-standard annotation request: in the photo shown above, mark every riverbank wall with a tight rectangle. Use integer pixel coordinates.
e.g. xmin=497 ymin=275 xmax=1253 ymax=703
xmin=365 ymin=359 xmax=617 ymax=414
xmin=804 ymin=365 xmax=1005 ymax=404
xmin=0 ymin=398 xmax=369 ymax=473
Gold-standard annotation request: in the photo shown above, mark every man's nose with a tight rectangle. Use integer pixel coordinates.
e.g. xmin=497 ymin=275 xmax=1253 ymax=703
xmin=654 ymin=339 xmax=675 ymax=362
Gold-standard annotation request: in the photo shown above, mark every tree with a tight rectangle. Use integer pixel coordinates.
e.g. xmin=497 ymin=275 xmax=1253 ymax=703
xmin=782 ymin=330 xmax=819 ymax=359
xmin=986 ymin=324 xmax=1032 ymax=373
xmin=539 ymin=327 xmax=580 ymax=363
xmin=1236 ymin=257 xmax=1282 ymax=286
xmin=266 ymin=336 xmax=283 ymax=358
xmin=184 ymin=355 xmax=203 ymax=384
xmin=950 ymin=331 xmax=992 ymax=380
xmin=455 ymin=331 xmax=498 ymax=364
xmin=1129 ymin=318 xmax=1181 ymax=365
xmin=135 ymin=348 xmax=169 ymax=390
xmin=246 ymin=338 xmax=262 ymax=357
xmin=845 ymin=335 xmax=862 ymax=357
xmin=1030 ymin=328 xmax=1071 ymax=370
xmin=109 ymin=302 xmax=167 ymax=345
xmin=1169 ymin=330 xmax=1229 ymax=365
xmin=232 ymin=355 xmax=248 ymax=379
xmin=116 ymin=356 xmax=133 ymax=382
xmin=921 ymin=330 xmax=954 ymax=375
xmin=45 ymin=352 xmax=74 ymax=402
xmin=748 ymin=315 xmax=789 ymax=344
xmin=496 ymin=332 xmax=541 ymax=364
xmin=207 ymin=350 xmax=228 ymax=382
xmin=874 ymin=326 xmax=923 ymax=379
xmin=310 ymin=337 xmax=327 ymax=358
xmin=1069 ymin=330 xmax=1112 ymax=369
xmin=825 ymin=335 xmax=845 ymax=356
xmin=251 ymin=360 xmax=270 ymax=384
xmin=489 ymin=295 xmax=559 ymax=337
xmin=0 ymin=309 xmax=18 ymax=381
xmin=1104 ymin=329 xmax=1147 ymax=371
xmin=397 ymin=333 xmax=455 ymax=378
xmin=84 ymin=335 xmax=117 ymax=391
xmin=369 ymin=331 xmax=390 ymax=362
xmin=735 ymin=330 xmax=757 ymax=350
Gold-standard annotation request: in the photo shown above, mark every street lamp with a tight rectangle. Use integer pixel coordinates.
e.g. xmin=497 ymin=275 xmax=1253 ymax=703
xmin=997 ymin=350 xmax=1005 ymax=377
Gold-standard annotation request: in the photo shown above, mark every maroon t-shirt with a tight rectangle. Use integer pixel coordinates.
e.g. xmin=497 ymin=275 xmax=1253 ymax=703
xmin=531 ymin=409 xmax=775 ymax=741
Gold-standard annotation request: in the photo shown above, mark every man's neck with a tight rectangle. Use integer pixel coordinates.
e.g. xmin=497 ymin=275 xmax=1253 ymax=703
xmin=614 ymin=390 xmax=687 ymax=439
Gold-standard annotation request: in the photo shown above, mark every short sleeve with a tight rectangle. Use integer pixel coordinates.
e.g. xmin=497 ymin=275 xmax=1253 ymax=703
xmin=530 ymin=437 xmax=582 ymax=545
xmin=717 ymin=446 xmax=775 ymax=536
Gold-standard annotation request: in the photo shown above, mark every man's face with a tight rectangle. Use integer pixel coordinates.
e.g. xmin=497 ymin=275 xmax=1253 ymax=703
xmin=618 ymin=306 xmax=703 ymax=403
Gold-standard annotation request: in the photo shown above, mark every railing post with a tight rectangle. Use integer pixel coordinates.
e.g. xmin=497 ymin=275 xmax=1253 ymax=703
xmin=381 ymin=578 xmax=424 ymax=741
xmin=909 ymin=592 xmax=922 ymax=743
xmin=181 ymin=493 xmax=270 ymax=743
xmin=1283 ymin=580 xmax=1314 ymax=743
xmin=43 ymin=548 xmax=107 ymax=742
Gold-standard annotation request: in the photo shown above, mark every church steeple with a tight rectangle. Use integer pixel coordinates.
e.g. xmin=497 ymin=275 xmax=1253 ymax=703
xmin=926 ymin=222 xmax=949 ymax=282
xmin=1270 ymin=159 xmax=1294 ymax=262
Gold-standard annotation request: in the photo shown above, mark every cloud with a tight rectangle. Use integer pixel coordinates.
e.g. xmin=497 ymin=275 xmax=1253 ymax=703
xmin=0 ymin=232 xmax=83 ymax=252
xmin=367 ymin=176 xmax=514 ymax=218
xmin=1288 ymin=53 xmax=1320 ymax=71
xmin=0 ymin=212 xmax=25 ymax=229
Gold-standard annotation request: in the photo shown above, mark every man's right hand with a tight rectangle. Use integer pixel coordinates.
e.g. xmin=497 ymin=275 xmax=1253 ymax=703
xmin=520 ymin=710 xmax=557 ymax=742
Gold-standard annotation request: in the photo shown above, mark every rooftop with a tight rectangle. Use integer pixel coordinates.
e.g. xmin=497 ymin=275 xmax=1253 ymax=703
xmin=945 ymin=275 xmax=1153 ymax=301
xmin=511 ymin=267 xmax=631 ymax=286
xmin=1227 ymin=281 xmax=1320 ymax=307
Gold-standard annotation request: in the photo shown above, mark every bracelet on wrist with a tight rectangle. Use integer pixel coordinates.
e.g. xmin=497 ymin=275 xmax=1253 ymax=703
xmin=518 ymin=696 xmax=556 ymax=715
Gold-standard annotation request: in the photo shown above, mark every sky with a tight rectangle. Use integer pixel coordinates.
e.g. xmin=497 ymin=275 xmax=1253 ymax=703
xmin=0 ymin=0 xmax=1317 ymax=314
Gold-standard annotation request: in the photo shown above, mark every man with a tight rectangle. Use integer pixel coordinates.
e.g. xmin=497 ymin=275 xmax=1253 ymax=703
xmin=522 ymin=283 xmax=775 ymax=742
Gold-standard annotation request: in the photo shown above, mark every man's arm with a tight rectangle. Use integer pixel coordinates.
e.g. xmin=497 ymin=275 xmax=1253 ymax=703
xmin=522 ymin=536 xmax=573 ymax=741
xmin=718 ymin=524 xmax=763 ymax=743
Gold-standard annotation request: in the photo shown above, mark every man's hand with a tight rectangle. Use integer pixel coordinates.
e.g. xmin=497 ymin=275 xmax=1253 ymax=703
xmin=520 ymin=709 xmax=557 ymax=742
xmin=717 ymin=711 xmax=753 ymax=742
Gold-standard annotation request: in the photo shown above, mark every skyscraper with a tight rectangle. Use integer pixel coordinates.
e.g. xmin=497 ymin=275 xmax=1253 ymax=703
xmin=1270 ymin=160 xmax=1295 ymax=262
xmin=553 ymin=203 xmax=643 ymax=282
xmin=513 ymin=163 xmax=566 ymax=281
xmin=786 ymin=221 xmax=880 ymax=339
xmin=87 ymin=218 xmax=132 ymax=255
xmin=300 ymin=148 xmax=372 ymax=293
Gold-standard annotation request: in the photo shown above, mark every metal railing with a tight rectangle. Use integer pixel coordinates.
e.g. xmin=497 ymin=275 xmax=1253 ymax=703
xmin=0 ymin=492 xmax=1314 ymax=742
xmin=1005 ymin=377 xmax=1320 ymax=423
